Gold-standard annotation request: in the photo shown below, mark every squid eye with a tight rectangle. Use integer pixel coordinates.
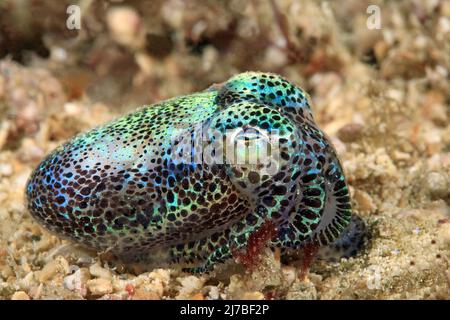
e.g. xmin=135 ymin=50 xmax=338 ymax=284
xmin=234 ymin=127 xmax=269 ymax=142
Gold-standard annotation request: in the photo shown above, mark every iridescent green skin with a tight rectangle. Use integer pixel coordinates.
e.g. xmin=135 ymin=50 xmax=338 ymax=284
xmin=26 ymin=72 xmax=353 ymax=272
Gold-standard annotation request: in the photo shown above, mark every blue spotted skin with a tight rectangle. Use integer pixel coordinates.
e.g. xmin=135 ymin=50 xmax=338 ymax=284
xmin=26 ymin=72 xmax=354 ymax=272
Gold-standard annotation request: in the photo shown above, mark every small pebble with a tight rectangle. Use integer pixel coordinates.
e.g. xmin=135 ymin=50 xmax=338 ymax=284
xmin=89 ymin=262 xmax=112 ymax=279
xmin=281 ymin=266 xmax=297 ymax=286
xmin=191 ymin=293 xmax=205 ymax=300
xmin=87 ymin=278 xmax=113 ymax=296
xmin=437 ymin=224 xmax=450 ymax=247
xmin=354 ymin=189 xmax=376 ymax=214
xmin=176 ymin=275 xmax=206 ymax=299
xmin=106 ymin=6 xmax=144 ymax=49
xmin=37 ymin=256 xmax=70 ymax=282
xmin=28 ymin=284 xmax=43 ymax=300
xmin=206 ymin=286 xmax=220 ymax=300
xmin=63 ymin=268 xmax=90 ymax=297
xmin=131 ymin=288 xmax=160 ymax=300
xmin=337 ymin=123 xmax=364 ymax=142
xmin=241 ymin=291 xmax=265 ymax=300
xmin=286 ymin=280 xmax=317 ymax=300
xmin=11 ymin=291 xmax=30 ymax=300
xmin=0 ymin=163 xmax=13 ymax=176
xmin=425 ymin=171 xmax=448 ymax=200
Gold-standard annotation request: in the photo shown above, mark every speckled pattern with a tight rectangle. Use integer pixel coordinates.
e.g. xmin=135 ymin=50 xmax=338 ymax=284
xmin=26 ymin=72 xmax=354 ymax=272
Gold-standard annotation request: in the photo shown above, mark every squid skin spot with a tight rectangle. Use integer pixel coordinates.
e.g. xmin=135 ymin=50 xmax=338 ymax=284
xmin=272 ymin=185 xmax=287 ymax=195
xmin=304 ymin=188 xmax=321 ymax=197
xmin=302 ymin=174 xmax=317 ymax=183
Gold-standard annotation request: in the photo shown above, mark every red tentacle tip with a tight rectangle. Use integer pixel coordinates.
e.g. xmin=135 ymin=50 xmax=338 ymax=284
xmin=232 ymin=220 xmax=278 ymax=271
xmin=298 ymin=242 xmax=319 ymax=281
